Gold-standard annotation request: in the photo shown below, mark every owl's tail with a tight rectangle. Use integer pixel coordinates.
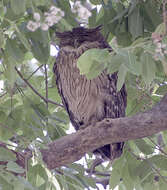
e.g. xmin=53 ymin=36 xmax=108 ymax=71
xmin=94 ymin=142 xmax=124 ymax=160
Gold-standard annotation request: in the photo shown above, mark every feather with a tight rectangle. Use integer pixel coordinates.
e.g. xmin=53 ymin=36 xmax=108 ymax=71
xmin=53 ymin=27 xmax=127 ymax=160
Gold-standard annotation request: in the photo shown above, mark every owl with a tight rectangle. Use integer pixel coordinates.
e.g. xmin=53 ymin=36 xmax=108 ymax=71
xmin=53 ymin=26 xmax=127 ymax=160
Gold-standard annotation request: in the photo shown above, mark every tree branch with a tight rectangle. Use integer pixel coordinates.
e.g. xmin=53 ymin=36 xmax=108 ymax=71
xmin=44 ymin=64 xmax=48 ymax=109
xmin=26 ymin=64 xmax=44 ymax=80
xmin=15 ymin=67 xmax=64 ymax=108
xmin=41 ymin=94 xmax=167 ymax=169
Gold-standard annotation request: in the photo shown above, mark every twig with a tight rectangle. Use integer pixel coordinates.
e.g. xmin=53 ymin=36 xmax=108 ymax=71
xmin=86 ymin=169 xmax=110 ymax=177
xmin=15 ymin=67 xmax=64 ymax=108
xmin=86 ymin=158 xmax=103 ymax=176
xmin=94 ymin=177 xmax=110 ymax=189
xmin=146 ymin=159 xmax=167 ymax=184
xmin=26 ymin=64 xmax=44 ymax=80
xmin=147 ymin=137 xmax=167 ymax=156
xmin=44 ymin=64 xmax=48 ymax=109
xmin=0 ymin=92 xmax=7 ymax=98
xmin=0 ymin=141 xmax=17 ymax=148
xmin=128 ymin=149 xmax=167 ymax=184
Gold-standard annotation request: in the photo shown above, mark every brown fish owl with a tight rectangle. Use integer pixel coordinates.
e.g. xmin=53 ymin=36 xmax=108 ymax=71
xmin=53 ymin=26 xmax=127 ymax=160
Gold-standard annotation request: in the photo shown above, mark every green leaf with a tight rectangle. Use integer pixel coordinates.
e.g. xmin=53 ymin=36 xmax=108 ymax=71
xmin=0 ymin=147 xmax=17 ymax=161
xmin=0 ymin=29 xmax=5 ymax=48
xmin=4 ymin=61 xmax=17 ymax=89
xmin=122 ymin=164 xmax=134 ymax=190
xmin=134 ymin=160 xmax=152 ymax=180
xmin=90 ymin=0 xmax=101 ymax=5
xmin=56 ymin=0 xmax=78 ymax=27
xmin=86 ymin=59 xmax=106 ymax=79
xmin=128 ymin=6 xmax=143 ymax=40
xmin=80 ymin=175 xmax=96 ymax=188
xmin=109 ymin=169 xmax=121 ymax=189
xmin=58 ymin=18 xmax=73 ymax=31
xmin=140 ymin=53 xmax=156 ymax=85
xmin=17 ymin=176 xmax=38 ymax=190
xmin=0 ymin=176 xmax=13 ymax=190
xmin=156 ymin=84 xmax=167 ymax=95
xmin=107 ymin=54 xmax=123 ymax=74
xmin=125 ymin=151 xmax=141 ymax=180
xmin=28 ymin=164 xmax=48 ymax=186
xmin=116 ymin=32 xmax=132 ymax=46
xmin=16 ymin=29 xmax=31 ymax=51
xmin=155 ymin=23 xmax=166 ymax=35
xmin=124 ymin=50 xmax=141 ymax=75
xmin=31 ymin=40 xmax=49 ymax=63
xmin=143 ymin=182 xmax=157 ymax=190
xmin=13 ymin=181 xmax=25 ymax=190
xmin=32 ymin=102 xmax=50 ymax=119
xmin=149 ymin=155 xmax=167 ymax=171
xmin=7 ymin=161 xmax=25 ymax=174
xmin=77 ymin=48 xmax=110 ymax=77
xmin=119 ymin=183 xmax=127 ymax=190
xmin=5 ymin=39 xmax=24 ymax=63
xmin=89 ymin=8 xmax=97 ymax=27
xmin=51 ymin=110 xmax=69 ymax=124
xmin=34 ymin=0 xmax=47 ymax=6
xmin=0 ymin=170 xmax=18 ymax=185
xmin=142 ymin=0 xmax=162 ymax=30
xmin=69 ymin=163 xmax=85 ymax=175
xmin=135 ymin=139 xmax=154 ymax=154
xmin=10 ymin=0 xmax=26 ymax=15
xmin=134 ymin=177 xmax=144 ymax=190
xmin=159 ymin=178 xmax=167 ymax=190
xmin=112 ymin=49 xmax=142 ymax=76
xmin=117 ymin=64 xmax=127 ymax=91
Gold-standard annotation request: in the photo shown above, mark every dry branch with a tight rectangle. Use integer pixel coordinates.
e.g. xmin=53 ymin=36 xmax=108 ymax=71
xmin=41 ymin=94 xmax=167 ymax=169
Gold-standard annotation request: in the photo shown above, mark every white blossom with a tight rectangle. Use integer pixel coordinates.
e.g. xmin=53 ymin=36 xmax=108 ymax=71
xmin=162 ymin=44 xmax=166 ymax=48
xmin=75 ymin=1 xmax=82 ymax=8
xmin=33 ymin=12 xmax=40 ymax=22
xmin=78 ymin=7 xmax=91 ymax=20
xmin=27 ymin=6 xmax=64 ymax=32
xmin=45 ymin=6 xmax=65 ymax=26
xmin=157 ymin=42 xmax=162 ymax=48
xmin=45 ymin=16 xmax=54 ymax=26
xmin=58 ymin=10 xmax=65 ymax=17
xmin=50 ymin=6 xmax=60 ymax=13
xmin=54 ymin=16 xmax=62 ymax=23
xmin=27 ymin=20 xmax=39 ymax=32
xmin=44 ymin=12 xmax=50 ymax=17
xmin=72 ymin=1 xmax=91 ymax=21
xmin=36 ymin=22 xmax=41 ymax=28
xmin=41 ymin=23 xmax=49 ymax=31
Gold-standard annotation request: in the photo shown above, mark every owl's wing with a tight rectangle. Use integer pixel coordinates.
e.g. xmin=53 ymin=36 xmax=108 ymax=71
xmin=102 ymin=73 xmax=127 ymax=119
xmin=53 ymin=61 xmax=80 ymax=131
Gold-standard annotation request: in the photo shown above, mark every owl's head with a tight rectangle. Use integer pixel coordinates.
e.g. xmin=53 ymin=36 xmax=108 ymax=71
xmin=56 ymin=26 xmax=104 ymax=48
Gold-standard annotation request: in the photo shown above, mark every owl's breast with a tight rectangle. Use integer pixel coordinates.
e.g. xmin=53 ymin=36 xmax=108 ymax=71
xmin=54 ymin=42 xmax=125 ymax=130
xmin=55 ymin=49 xmax=110 ymax=126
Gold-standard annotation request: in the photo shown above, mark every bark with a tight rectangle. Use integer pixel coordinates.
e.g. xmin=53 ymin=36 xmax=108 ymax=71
xmin=41 ymin=94 xmax=167 ymax=169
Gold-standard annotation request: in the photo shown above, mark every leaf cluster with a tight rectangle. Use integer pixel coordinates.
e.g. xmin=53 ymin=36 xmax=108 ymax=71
xmin=0 ymin=0 xmax=167 ymax=190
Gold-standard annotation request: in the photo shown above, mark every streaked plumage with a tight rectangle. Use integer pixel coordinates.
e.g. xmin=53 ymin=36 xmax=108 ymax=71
xmin=53 ymin=26 xmax=127 ymax=160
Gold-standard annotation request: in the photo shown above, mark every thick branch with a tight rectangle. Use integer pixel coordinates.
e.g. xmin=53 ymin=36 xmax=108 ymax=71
xmin=41 ymin=94 xmax=167 ymax=169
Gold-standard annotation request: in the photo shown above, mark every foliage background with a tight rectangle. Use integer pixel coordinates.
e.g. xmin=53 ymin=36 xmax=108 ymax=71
xmin=0 ymin=0 xmax=167 ymax=189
